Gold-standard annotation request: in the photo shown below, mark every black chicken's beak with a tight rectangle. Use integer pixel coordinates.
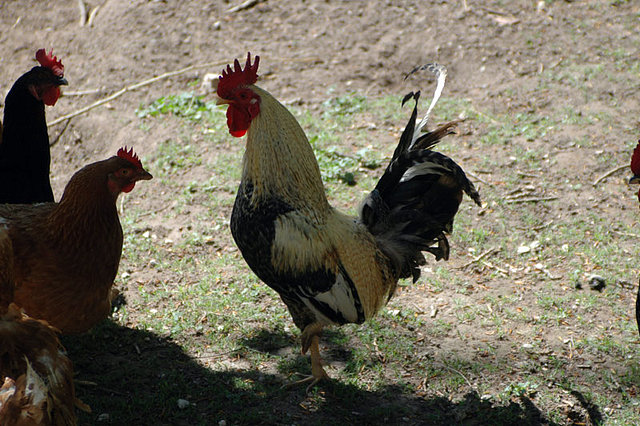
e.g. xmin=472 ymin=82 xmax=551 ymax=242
xmin=57 ymin=76 xmax=68 ymax=86
xmin=136 ymin=169 xmax=153 ymax=181
xmin=629 ymin=175 xmax=640 ymax=185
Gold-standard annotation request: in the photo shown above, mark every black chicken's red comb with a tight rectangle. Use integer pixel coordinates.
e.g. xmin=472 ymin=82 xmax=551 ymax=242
xmin=35 ymin=48 xmax=64 ymax=77
xmin=117 ymin=146 xmax=142 ymax=168
xmin=217 ymin=53 xmax=260 ymax=99
xmin=631 ymin=139 xmax=640 ymax=175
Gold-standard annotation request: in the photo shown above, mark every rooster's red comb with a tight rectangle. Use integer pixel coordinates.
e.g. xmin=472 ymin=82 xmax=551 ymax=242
xmin=631 ymin=140 xmax=640 ymax=175
xmin=35 ymin=49 xmax=64 ymax=77
xmin=117 ymin=146 xmax=143 ymax=169
xmin=217 ymin=53 xmax=260 ymax=99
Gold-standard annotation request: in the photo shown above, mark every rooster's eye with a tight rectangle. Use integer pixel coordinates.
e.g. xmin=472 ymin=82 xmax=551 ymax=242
xmin=119 ymin=169 xmax=130 ymax=176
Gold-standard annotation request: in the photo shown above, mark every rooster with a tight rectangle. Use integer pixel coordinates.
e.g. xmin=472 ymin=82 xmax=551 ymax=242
xmin=628 ymin=140 xmax=640 ymax=335
xmin=0 ymin=48 xmax=68 ymax=204
xmin=1 ymin=147 xmax=152 ymax=334
xmin=215 ymin=54 xmax=481 ymax=387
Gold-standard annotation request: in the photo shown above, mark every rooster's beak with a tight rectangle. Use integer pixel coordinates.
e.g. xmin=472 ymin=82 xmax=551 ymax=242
xmin=216 ymin=98 xmax=231 ymax=106
xmin=57 ymin=76 xmax=68 ymax=86
xmin=629 ymin=175 xmax=640 ymax=185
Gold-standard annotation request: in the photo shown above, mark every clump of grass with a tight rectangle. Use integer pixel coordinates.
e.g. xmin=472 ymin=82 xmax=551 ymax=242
xmin=137 ymin=92 xmax=218 ymax=122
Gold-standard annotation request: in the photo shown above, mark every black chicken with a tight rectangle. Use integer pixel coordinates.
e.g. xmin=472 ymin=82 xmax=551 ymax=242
xmin=0 ymin=48 xmax=68 ymax=204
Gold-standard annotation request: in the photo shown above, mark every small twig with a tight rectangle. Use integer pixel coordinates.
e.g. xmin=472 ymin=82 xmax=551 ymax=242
xmin=227 ymin=0 xmax=262 ymax=13
xmin=505 ymin=196 xmax=558 ymax=204
xmin=63 ymin=88 xmax=107 ymax=96
xmin=466 ymin=170 xmax=494 ymax=187
xmin=49 ymin=118 xmax=71 ymax=147
xmin=515 ymin=171 xmax=540 ymax=178
xmin=481 ymin=260 xmax=509 ymax=275
xmin=78 ymin=0 xmax=87 ymax=26
xmin=479 ymin=6 xmax=511 ymax=16
xmin=87 ymin=5 xmax=100 ymax=26
xmin=437 ymin=363 xmax=475 ymax=390
xmin=611 ymin=229 xmax=640 ymax=238
xmin=193 ymin=349 xmax=240 ymax=360
xmin=592 ymin=164 xmax=627 ymax=186
xmin=532 ymin=220 xmax=554 ymax=231
xmin=458 ymin=247 xmax=497 ymax=269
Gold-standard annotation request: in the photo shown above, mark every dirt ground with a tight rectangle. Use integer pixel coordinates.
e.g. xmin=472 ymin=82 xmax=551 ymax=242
xmin=1 ymin=0 xmax=640 ymax=425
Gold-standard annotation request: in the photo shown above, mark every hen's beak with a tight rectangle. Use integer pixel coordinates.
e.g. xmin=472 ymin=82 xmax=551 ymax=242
xmin=629 ymin=175 xmax=640 ymax=185
xmin=57 ymin=76 xmax=68 ymax=86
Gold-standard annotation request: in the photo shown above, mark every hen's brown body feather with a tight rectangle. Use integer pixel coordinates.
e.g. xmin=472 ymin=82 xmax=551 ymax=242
xmin=0 ymin=155 xmax=150 ymax=334
xmin=0 ymin=228 xmax=85 ymax=425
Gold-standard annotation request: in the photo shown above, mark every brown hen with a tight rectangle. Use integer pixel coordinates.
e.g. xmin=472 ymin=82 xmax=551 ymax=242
xmin=1 ymin=147 xmax=152 ymax=333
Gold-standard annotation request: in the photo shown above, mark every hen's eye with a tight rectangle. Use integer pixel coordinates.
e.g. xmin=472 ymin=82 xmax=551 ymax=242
xmin=120 ymin=169 xmax=130 ymax=176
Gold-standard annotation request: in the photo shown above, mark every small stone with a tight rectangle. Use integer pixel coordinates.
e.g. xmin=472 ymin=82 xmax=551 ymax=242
xmin=98 ymin=413 xmax=110 ymax=421
xmin=517 ymin=245 xmax=531 ymax=254
xmin=177 ymin=399 xmax=190 ymax=409
xmin=536 ymin=1 xmax=547 ymax=12
xmin=522 ymin=343 xmax=534 ymax=350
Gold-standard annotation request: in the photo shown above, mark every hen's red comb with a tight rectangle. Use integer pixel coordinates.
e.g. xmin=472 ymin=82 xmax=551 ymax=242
xmin=117 ymin=146 xmax=143 ymax=169
xmin=35 ymin=49 xmax=64 ymax=77
xmin=631 ymin=139 xmax=640 ymax=175
xmin=217 ymin=53 xmax=260 ymax=99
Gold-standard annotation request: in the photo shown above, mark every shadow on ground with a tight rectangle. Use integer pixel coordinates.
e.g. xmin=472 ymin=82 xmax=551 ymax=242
xmin=63 ymin=323 xmax=560 ymax=425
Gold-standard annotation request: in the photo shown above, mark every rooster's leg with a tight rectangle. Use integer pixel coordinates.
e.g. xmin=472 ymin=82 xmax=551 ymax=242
xmin=284 ymin=323 xmax=328 ymax=392
xmin=308 ymin=334 xmax=329 ymax=385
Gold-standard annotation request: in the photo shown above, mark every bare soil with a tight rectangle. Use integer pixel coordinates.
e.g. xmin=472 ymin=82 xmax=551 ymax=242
xmin=1 ymin=0 xmax=639 ymax=425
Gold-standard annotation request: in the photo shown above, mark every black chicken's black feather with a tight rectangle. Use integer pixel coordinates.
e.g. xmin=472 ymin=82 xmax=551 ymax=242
xmin=0 ymin=67 xmax=62 ymax=204
xmin=636 ymin=278 xmax=640 ymax=336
